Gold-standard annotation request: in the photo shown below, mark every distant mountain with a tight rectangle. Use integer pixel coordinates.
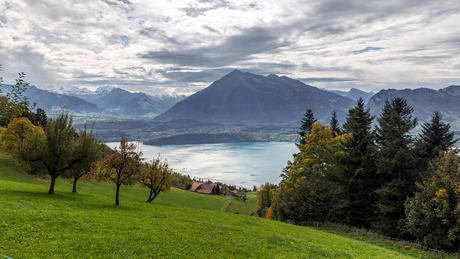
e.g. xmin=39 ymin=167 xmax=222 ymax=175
xmin=154 ymin=70 xmax=355 ymax=125
xmin=147 ymin=92 xmax=187 ymax=107
xmin=48 ymin=85 xmax=187 ymax=112
xmin=0 ymin=85 xmax=104 ymax=115
xmin=330 ymin=88 xmax=375 ymax=103
xmin=144 ymin=132 xmax=263 ymax=145
xmin=94 ymin=88 xmax=169 ymax=116
xmin=367 ymin=85 xmax=460 ymax=122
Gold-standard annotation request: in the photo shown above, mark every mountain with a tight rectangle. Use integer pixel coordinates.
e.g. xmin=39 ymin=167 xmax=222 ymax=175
xmin=1 ymin=84 xmax=104 ymax=115
xmin=367 ymin=85 xmax=460 ymax=122
xmin=147 ymin=92 xmax=187 ymax=107
xmin=94 ymin=88 xmax=169 ymax=116
xmin=154 ymin=70 xmax=355 ymax=125
xmin=50 ymin=86 xmax=186 ymax=112
xmin=330 ymin=88 xmax=374 ymax=103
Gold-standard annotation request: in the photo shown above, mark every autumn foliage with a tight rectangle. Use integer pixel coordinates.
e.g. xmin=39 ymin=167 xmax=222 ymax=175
xmin=95 ymin=138 xmax=143 ymax=205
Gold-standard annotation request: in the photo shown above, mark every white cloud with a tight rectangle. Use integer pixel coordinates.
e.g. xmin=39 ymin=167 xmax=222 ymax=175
xmin=0 ymin=0 xmax=459 ymax=95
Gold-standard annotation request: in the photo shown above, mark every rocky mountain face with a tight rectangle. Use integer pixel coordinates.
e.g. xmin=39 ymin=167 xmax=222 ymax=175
xmin=331 ymin=88 xmax=374 ymax=103
xmin=367 ymin=85 xmax=460 ymax=122
xmin=154 ymin=70 xmax=355 ymax=125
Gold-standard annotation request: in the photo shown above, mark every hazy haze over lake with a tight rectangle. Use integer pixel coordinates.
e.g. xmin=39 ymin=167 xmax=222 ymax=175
xmin=105 ymin=142 xmax=298 ymax=189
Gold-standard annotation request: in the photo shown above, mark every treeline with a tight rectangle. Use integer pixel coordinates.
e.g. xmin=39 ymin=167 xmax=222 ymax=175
xmin=256 ymin=98 xmax=460 ymax=252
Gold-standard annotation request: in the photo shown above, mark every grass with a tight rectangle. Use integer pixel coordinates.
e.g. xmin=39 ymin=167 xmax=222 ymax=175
xmin=0 ymin=152 xmax=456 ymax=258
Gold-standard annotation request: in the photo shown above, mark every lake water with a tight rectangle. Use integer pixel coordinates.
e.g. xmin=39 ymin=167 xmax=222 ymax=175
xmin=105 ymin=141 xmax=298 ymax=189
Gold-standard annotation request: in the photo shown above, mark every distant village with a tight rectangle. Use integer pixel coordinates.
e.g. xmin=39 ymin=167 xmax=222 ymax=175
xmin=189 ymin=180 xmax=248 ymax=202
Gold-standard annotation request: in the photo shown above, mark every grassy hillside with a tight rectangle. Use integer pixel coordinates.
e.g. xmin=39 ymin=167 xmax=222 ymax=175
xmin=0 ymin=152 xmax=453 ymax=258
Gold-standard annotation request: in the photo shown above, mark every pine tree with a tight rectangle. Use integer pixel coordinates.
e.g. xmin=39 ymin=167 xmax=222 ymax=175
xmin=373 ymin=97 xmax=418 ymax=237
xmin=298 ymin=109 xmax=317 ymax=145
xmin=341 ymin=98 xmax=377 ymax=228
xmin=415 ymin=111 xmax=457 ymax=167
xmin=329 ymin=110 xmax=342 ymax=137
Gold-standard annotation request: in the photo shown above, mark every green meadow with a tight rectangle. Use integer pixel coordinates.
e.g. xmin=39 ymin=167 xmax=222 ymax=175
xmin=0 ymin=152 xmax=454 ymax=258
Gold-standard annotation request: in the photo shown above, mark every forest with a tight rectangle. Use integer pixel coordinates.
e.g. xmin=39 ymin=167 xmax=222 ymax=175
xmin=256 ymin=100 xmax=460 ymax=252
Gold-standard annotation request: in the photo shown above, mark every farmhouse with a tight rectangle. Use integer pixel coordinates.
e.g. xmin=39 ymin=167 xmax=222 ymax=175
xmin=189 ymin=181 xmax=218 ymax=195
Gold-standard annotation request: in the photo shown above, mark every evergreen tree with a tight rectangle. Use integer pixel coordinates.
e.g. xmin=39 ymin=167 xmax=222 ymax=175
xmin=23 ymin=108 xmax=48 ymax=129
xmin=329 ymin=110 xmax=342 ymax=137
xmin=298 ymin=109 xmax=317 ymax=145
xmin=405 ymin=150 xmax=460 ymax=251
xmin=373 ymin=97 xmax=418 ymax=237
xmin=415 ymin=111 xmax=457 ymax=168
xmin=341 ymin=98 xmax=377 ymax=228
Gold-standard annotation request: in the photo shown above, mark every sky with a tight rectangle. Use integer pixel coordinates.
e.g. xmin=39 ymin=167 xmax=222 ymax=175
xmin=0 ymin=0 xmax=459 ymax=96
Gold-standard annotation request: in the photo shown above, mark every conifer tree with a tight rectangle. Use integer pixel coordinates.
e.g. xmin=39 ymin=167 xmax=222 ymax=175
xmin=374 ymin=97 xmax=418 ymax=237
xmin=329 ymin=110 xmax=342 ymax=137
xmin=297 ymin=109 xmax=317 ymax=145
xmin=341 ymin=98 xmax=377 ymax=228
xmin=415 ymin=111 xmax=457 ymax=167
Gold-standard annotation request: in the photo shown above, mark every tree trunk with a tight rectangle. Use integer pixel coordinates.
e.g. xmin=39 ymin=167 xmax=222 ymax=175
xmin=147 ymin=189 xmax=159 ymax=202
xmin=115 ymin=184 xmax=120 ymax=206
xmin=72 ymin=177 xmax=78 ymax=193
xmin=48 ymin=176 xmax=57 ymax=194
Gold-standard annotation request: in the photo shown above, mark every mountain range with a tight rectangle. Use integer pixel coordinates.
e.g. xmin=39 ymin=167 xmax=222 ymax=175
xmin=2 ymin=70 xmax=459 ymax=132
xmin=367 ymin=86 xmax=460 ymax=123
xmin=1 ymin=84 xmax=186 ymax=118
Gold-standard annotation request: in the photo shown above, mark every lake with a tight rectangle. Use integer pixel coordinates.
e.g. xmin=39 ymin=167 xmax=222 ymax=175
xmin=105 ymin=141 xmax=298 ymax=189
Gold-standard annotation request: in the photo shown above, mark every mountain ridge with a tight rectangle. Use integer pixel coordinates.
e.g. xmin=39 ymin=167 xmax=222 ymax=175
xmin=154 ymin=70 xmax=355 ymax=125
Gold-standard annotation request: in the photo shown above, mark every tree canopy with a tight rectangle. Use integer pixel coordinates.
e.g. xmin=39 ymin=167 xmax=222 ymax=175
xmin=16 ymin=111 xmax=92 ymax=194
xmin=95 ymin=138 xmax=143 ymax=205
xmin=405 ymin=150 xmax=460 ymax=251
xmin=0 ymin=71 xmax=33 ymax=126
xmin=139 ymin=155 xmax=175 ymax=202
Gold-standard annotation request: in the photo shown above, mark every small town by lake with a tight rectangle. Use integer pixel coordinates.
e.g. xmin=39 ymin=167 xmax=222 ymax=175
xmin=105 ymin=141 xmax=298 ymax=189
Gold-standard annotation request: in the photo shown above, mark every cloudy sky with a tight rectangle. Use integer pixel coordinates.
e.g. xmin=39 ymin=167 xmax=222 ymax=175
xmin=0 ymin=0 xmax=459 ymax=95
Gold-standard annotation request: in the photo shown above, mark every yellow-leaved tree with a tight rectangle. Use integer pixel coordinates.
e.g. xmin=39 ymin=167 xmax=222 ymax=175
xmin=0 ymin=117 xmax=45 ymax=153
xmin=273 ymin=122 xmax=349 ymax=224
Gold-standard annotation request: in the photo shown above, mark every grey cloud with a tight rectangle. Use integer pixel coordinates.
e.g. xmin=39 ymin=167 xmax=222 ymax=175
xmin=299 ymin=77 xmax=360 ymax=83
xmin=139 ymin=27 xmax=289 ymax=67
xmin=1 ymin=0 xmax=459 ymax=95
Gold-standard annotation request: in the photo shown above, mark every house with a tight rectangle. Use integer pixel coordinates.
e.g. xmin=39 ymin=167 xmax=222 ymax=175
xmin=189 ymin=181 xmax=217 ymax=195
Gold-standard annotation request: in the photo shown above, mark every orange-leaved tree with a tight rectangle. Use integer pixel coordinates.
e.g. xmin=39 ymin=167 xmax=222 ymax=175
xmin=95 ymin=138 xmax=143 ymax=205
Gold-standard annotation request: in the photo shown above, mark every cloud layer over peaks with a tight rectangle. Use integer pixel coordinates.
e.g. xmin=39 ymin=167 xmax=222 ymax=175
xmin=0 ymin=0 xmax=459 ymax=95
